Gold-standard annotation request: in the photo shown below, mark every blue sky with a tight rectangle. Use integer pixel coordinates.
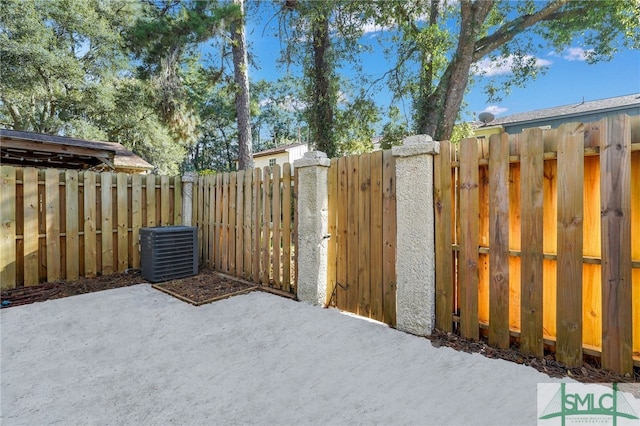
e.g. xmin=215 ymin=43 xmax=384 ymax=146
xmin=244 ymin=5 xmax=640 ymax=129
xmin=466 ymin=47 xmax=640 ymax=119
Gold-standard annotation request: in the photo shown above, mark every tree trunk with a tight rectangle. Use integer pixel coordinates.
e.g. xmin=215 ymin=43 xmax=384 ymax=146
xmin=418 ymin=0 xmax=570 ymax=141
xmin=414 ymin=0 xmax=440 ymax=134
xmin=309 ymin=9 xmax=336 ymax=158
xmin=231 ymin=0 xmax=253 ymax=170
xmin=418 ymin=0 xmax=493 ymax=141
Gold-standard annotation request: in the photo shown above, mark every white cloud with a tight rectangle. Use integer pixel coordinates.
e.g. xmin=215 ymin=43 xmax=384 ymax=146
xmin=361 ymin=13 xmax=429 ymax=35
xmin=482 ymin=105 xmax=508 ymax=115
xmin=562 ymin=47 xmax=593 ymax=61
xmin=472 ymin=54 xmax=552 ymax=76
xmin=548 ymin=47 xmax=593 ymax=61
xmin=362 ymin=19 xmax=392 ymax=35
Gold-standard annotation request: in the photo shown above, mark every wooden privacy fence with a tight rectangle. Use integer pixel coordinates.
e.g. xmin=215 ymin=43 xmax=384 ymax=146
xmin=326 ymin=150 xmax=397 ymax=326
xmin=1 ymin=166 xmax=182 ymax=289
xmin=192 ymin=164 xmax=297 ymax=294
xmin=434 ymin=114 xmax=640 ymax=374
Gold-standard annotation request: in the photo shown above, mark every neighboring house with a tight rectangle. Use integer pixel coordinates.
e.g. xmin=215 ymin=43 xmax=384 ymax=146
xmin=0 ymin=129 xmax=153 ymax=173
xmin=251 ymin=142 xmax=308 ymax=172
xmin=371 ymin=136 xmax=383 ymax=151
xmin=473 ymin=93 xmax=640 ymax=139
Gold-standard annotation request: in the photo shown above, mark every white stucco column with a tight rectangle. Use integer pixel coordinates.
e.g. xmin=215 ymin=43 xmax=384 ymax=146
xmin=181 ymin=172 xmax=197 ymax=226
xmin=392 ymin=135 xmax=440 ymax=336
xmin=293 ymin=151 xmax=331 ymax=305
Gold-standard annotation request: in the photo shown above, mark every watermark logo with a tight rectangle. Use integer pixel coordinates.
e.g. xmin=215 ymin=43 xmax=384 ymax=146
xmin=538 ymin=383 xmax=640 ymax=425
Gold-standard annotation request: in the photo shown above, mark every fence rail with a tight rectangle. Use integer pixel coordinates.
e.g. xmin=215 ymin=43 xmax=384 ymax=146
xmin=434 ymin=114 xmax=640 ymax=374
xmin=192 ymin=164 xmax=297 ymax=294
xmin=1 ymin=167 xmax=182 ymax=289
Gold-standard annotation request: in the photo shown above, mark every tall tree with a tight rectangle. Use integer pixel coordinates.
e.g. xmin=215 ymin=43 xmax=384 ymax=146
xmin=0 ymin=0 xmax=136 ymax=133
xmin=0 ymin=0 xmax=187 ymax=174
xmin=252 ymin=77 xmax=306 ymax=150
xmin=129 ymin=0 xmax=255 ymax=171
xmin=371 ymin=0 xmax=640 ymax=140
xmin=231 ymin=0 xmax=253 ymax=169
xmin=308 ymin=2 xmax=336 ymax=157
xmin=128 ymin=1 xmax=233 ymax=145
xmin=280 ymin=0 xmax=337 ymax=156
xmin=279 ymin=0 xmax=380 ymax=158
xmin=419 ymin=0 xmax=492 ymax=139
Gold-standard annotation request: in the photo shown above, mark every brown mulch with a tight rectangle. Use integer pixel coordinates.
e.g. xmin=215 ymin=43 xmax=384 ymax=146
xmin=0 ymin=268 xmax=262 ymax=309
xmin=427 ymin=328 xmax=640 ymax=384
xmin=152 ymin=272 xmax=258 ymax=305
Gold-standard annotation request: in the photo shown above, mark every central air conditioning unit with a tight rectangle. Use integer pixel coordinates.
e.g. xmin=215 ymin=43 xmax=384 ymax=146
xmin=140 ymin=226 xmax=198 ymax=283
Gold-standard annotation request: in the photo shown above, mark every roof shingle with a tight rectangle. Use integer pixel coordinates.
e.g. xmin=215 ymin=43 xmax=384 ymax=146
xmin=480 ymin=93 xmax=640 ymax=127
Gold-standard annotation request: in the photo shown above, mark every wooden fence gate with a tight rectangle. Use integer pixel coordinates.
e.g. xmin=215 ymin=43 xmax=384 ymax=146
xmin=326 ymin=150 xmax=397 ymax=326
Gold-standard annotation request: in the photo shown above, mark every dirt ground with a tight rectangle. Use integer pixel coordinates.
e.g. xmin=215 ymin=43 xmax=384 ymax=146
xmin=0 ymin=268 xmax=257 ymax=308
xmin=1 ymin=270 xmax=637 ymax=384
xmin=428 ymin=329 xmax=639 ymax=384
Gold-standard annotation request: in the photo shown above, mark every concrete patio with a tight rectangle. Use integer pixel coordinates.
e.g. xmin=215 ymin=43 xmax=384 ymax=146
xmin=1 ymin=285 xmax=568 ymax=425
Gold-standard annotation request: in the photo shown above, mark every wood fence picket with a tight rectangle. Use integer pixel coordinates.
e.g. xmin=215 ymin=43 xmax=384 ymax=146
xmin=556 ymin=124 xmax=584 ymax=366
xmin=190 ymin=165 xmax=297 ymax=293
xmin=1 ymin=171 xmax=182 ymax=290
xmin=434 ymin=114 xmax=640 ymax=374
xmin=488 ymin=133 xmax=510 ymax=349
xmin=326 ymin=150 xmax=397 ymax=326
xmin=459 ymin=139 xmax=479 ymax=340
xmin=600 ymin=115 xmax=633 ymax=373
xmin=0 ymin=169 xmax=182 ymax=289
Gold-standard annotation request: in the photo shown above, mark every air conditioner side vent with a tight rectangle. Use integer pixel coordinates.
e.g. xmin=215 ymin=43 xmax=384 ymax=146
xmin=140 ymin=226 xmax=198 ymax=283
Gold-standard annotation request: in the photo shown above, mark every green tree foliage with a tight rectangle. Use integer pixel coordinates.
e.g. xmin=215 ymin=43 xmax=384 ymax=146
xmin=128 ymin=0 xmax=255 ymax=171
xmin=335 ymin=97 xmax=380 ymax=154
xmin=0 ymin=0 xmax=248 ymax=175
xmin=0 ymin=0 xmax=186 ymax=174
xmin=101 ymin=78 xmax=186 ymax=176
xmin=379 ymin=106 xmax=410 ymax=150
xmin=3 ymin=0 xmax=636 ymax=174
xmin=449 ymin=122 xmax=474 ymax=144
xmin=127 ymin=0 xmax=234 ymax=146
xmin=251 ymin=77 xmax=306 ymax=151
xmin=366 ymin=0 xmax=640 ymax=141
xmin=0 ymin=0 xmax=136 ymax=133
xmin=279 ymin=0 xmax=381 ymax=158
xmin=189 ymin=81 xmax=239 ymax=172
